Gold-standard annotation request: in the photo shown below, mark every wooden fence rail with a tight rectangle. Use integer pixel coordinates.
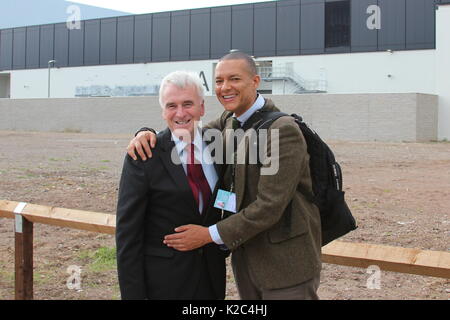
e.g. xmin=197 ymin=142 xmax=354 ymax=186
xmin=0 ymin=199 xmax=449 ymax=300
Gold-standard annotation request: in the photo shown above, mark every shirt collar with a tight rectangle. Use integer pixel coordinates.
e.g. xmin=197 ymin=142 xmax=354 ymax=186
xmin=171 ymin=127 xmax=203 ymax=157
xmin=234 ymin=94 xmax=265 ymax=126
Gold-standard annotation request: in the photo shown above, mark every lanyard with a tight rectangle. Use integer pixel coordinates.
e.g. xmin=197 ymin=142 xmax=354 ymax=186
xmin=221 ymin=147 xmax=238 ymax=220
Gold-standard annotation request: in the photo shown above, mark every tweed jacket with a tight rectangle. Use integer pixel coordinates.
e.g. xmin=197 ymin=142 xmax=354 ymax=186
xmin=205 ymin=98 xmax=322 ymax=290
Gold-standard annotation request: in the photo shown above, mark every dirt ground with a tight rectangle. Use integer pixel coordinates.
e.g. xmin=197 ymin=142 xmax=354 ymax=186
xmin=0 ymin=130 xmax=449 ymax=300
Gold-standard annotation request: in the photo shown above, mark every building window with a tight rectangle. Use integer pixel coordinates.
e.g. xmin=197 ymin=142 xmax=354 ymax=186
xmin=325 ymin=0 xmax=351 ymax=48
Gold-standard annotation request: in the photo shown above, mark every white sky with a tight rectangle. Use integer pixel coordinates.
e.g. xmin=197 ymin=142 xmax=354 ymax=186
xmin=68 ymin=0 xmax=275 ymax=14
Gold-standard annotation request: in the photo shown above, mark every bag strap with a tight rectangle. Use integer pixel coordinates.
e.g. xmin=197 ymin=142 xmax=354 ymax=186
xmin=253 ymin=111 xmax=316 ymax=204
xmin=253 ymin=111 xmax=289 ymax=131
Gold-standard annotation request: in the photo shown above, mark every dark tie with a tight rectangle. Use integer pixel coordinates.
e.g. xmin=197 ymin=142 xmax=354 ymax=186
xmin=187 ymin=144 xmax=211 ymax=214
xmin=231 ymin=117 xmax=241 ymax=130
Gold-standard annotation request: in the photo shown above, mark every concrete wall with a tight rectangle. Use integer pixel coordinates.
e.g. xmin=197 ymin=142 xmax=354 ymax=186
xmin=277 ymin=93 xmax=438 ymax=142
xmin=0 ymin=93 xmax=438 ymax=142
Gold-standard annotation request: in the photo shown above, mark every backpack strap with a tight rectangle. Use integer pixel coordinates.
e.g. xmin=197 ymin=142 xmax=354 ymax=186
xmin=252 ymin=111 xmax=316 ymax=204
xmin=254 ymin=111 xmax=289 ymax=131
xmin=252 ymin=111 xmax=288 ymax=169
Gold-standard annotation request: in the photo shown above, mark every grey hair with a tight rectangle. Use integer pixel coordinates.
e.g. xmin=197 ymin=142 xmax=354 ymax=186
xmin=158 ymin=71 xmax=205 ymax=107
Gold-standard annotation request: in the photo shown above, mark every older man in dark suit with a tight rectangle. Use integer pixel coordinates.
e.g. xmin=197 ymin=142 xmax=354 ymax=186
xmin=116 ymin=71 xmax=227 ymax=300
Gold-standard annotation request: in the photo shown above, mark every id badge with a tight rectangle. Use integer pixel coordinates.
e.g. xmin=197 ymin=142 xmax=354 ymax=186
xmin=214 ymin=189 xmax=237 ymax=213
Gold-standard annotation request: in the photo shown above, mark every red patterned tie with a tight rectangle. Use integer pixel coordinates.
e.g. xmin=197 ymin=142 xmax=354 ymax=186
xmin=187 ymin=143 xmax=211 ymax=214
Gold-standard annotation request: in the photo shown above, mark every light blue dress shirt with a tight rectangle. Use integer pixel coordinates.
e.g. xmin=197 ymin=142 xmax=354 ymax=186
xmin=209 ymin=94 xmax=265 ymax=245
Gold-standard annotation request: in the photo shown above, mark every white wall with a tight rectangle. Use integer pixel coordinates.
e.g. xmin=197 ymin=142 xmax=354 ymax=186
xmin=10 ymin=60 xmax=215 ymax=99
xmin=271 ymin=50 xmax=436 ymax=95
xmin=9 ymin=49 xmax=437 ymax=99
xmin=436 ymin=5 xmax=450 ymax=140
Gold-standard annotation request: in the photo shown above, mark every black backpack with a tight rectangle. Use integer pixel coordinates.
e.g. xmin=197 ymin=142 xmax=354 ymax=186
xmin=255 ymin=111 xmax=357 ymax=246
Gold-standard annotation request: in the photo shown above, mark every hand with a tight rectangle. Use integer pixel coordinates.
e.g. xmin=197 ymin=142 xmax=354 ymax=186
xmin=127 ymin=131 xmax=157 ymax=161
xmin=163 ymin=225 xmax=213 ymax=251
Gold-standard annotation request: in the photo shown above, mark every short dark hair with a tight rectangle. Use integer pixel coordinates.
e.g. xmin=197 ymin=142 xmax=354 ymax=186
xmin=219 ymin=51 xmax=257 ymax=76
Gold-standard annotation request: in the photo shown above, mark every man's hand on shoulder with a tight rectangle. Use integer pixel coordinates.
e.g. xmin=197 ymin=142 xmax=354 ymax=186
xmin=127 ymin=130 xmax=157 ymax=161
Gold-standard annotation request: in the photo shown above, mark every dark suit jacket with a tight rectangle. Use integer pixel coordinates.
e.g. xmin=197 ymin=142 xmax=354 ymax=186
xmin=116 ymin=128 xmax=227 ymax=300
xmin=205 ymin=99 xmax=322 ymax=290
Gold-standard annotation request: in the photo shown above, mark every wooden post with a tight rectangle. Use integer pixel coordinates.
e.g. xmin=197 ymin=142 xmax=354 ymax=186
xmin=14 ymin=212 xmax=33 ymax=300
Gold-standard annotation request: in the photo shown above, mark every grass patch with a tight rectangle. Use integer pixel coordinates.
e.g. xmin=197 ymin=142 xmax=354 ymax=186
xmin=79 ymin=247 xmax=117 ymax=273
xmin=0 ymin=269 xmax=14 ymax=282
xmin=62 ymin=128 xmax=82 ymax=133
xmin=34 ymin=271 xmax=51 ymax=285
xmin=49 ymin=158 xmax=71 ymax=162
xmin=430 ymin=138 xmax=450 ymax=143
xmin=79 ymin=164 xmax=107 ymax=172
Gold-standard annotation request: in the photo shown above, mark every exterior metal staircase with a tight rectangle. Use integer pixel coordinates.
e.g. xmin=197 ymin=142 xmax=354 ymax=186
xmin=257 ymin=63 xmax=327 ymax=94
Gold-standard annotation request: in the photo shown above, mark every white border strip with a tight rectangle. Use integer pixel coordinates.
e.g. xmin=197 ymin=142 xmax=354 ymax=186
xmin=14 ymin=202 xmax=27 ymax=233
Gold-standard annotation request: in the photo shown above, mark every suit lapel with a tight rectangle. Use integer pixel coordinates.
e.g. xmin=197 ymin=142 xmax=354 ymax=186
xmin=202 ymin=127 xmax=222 ymax=176
xmin=202 ymin=180 xmax=221 ymax=225
xmin=201 ymin=128 xmax=223 ymax=224
xmin=234 ymin=142 xmax=246 ymax=212
xmin=159 ymin=129 xmax=200 ymax=215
